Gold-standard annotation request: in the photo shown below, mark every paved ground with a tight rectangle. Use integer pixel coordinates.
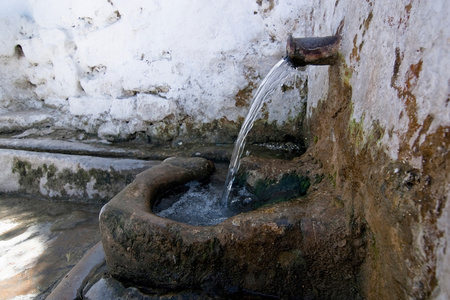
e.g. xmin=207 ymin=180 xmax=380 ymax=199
xmin=0 ymin=195 xmax=102 ymax=300
xmin=0 ymin=136 xmax=299 ymax=299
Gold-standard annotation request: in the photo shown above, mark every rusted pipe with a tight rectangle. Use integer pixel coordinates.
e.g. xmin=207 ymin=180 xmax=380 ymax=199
xmin=286 ymin=23 xmax=343 ymax=67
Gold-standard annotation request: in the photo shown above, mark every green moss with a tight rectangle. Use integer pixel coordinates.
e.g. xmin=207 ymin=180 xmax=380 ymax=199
xmin=314 ymin=173 xmax=324 ymax=184
xmin=348 ymin=112 xmax=386 ymax=152
xmin=11 ymin=158 xmax=132 ymax=201
xmin=336 ymin=54 xmax=353 ymax=87
xmin=327 ymin=172 xmax=337 ymax=188
xmin=234 ymin=170 xmax=248 ymax=187
xmin=147 ymin=121 xmax=179 ymax=142
xmin=370 ymin=235 xmax=379 ymax=266
xmin=251 ymin=172 xmax=310 ymax=208
xmin=12 ymin=158 xmax=44 ymax=189
xmin=290 ymin=249 xmax=305 ymax=266
xmin=89 ymin=168 xmax=135 ymax=193
xmin=348 ymin=117 xmax=365 ymax=149
xmin=47 ymin=164 xmax=58 ymax=179
xmin=279 ymin=249 xmax=305 ymax=268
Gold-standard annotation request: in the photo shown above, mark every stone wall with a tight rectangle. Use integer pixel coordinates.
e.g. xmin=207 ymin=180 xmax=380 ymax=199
xmin=0 ymin=0 xmax=449 ymax=298
xmin=0 ymin=148 xmax=157 ymax=202
xmin=0 ymin=0 xmax=308 ymax=144
xmin=300 ymin=1 xmax=449 ymax=299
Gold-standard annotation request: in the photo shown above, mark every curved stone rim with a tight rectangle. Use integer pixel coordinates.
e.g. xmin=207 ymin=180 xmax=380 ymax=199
xmin=99 ymin=156 xmax=354 ymax=297
xmin=100 ymin=157 xmax=217 ymax=230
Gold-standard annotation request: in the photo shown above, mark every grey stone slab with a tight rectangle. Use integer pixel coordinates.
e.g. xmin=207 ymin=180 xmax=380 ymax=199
xmin=0 ymin=148 xmax=159 ymax=202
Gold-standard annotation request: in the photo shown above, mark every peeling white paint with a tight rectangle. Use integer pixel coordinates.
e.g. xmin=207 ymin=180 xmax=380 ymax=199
xmin=298 ymin=0 xmax=449 ymax=168
xmin=0 ymin=1 xmax=448 ymax=294
xmin=0 ymin=0 xmax=307 ymax=139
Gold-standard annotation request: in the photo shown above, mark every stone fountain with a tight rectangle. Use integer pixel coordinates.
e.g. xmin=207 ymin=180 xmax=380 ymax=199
xmin=99 ymin=31 xmax=365 ymax=298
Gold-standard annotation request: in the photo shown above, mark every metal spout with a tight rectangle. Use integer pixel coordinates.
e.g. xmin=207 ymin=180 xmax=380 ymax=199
xmin=286 ymin=24 xmax=343 ymax=67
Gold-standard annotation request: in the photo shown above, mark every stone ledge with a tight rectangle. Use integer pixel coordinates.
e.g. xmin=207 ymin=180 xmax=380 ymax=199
xmin=0 ymin=137 xmax=235 ymax=161
xmin=0 ymin=148 xmax=159 ymax=203
xmin=0 ymin=110 xmax=55 ymax=133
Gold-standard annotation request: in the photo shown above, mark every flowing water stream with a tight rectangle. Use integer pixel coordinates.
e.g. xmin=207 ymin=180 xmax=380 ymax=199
xmin=155 ymin=58 xmax=297 ymax=225
xmin=220 ymin=58 xmax=295 ymax=206
xmin=153 ymin=163 xmax=253 ymax=226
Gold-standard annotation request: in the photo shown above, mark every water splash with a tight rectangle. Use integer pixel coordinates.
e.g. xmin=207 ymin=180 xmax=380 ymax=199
xmin=154 ymin=180 xmax=253 ymax=226
xmin=220 ymin=58 xmax=295 ymax=207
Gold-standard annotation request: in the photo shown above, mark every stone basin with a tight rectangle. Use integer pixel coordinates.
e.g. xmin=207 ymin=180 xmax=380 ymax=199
xmin=99 ymin=156 xmax=363 ymax=298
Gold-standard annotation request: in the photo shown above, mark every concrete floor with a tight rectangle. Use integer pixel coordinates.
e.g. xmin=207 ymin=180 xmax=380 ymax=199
xmin=0 ymin=195 xmax=102 ymax=299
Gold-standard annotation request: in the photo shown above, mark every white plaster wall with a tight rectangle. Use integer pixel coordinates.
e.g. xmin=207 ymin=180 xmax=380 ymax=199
xmin=303 ymin=0 xmax=449 ymax=167
xmin=0 ymin=0 xmax=449 ymax=296
xmin=0 ymin=0 xmax=309 ymax=141
xmin=0 ymin=0 xmax=448 ymax=149
xmin=295 ymin=1 xmax=449 ymax=298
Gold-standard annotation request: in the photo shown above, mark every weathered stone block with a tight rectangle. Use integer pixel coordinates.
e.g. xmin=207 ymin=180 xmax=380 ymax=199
xmin=68 ymin=96 xmax=111 ymax=117
xmin=99 ymin=157 xmax=362 ymax=298
xmin=110 ymin=98 xmax=136 ymax=121
xmin=136 ymin=93 xmax=175 ymax=122
xmin=0 ymin=149 xmax=158 ymax=202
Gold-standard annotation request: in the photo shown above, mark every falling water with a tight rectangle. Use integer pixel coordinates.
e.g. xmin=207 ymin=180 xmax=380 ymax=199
xmin=220 ymin=58 xmax=295 ymax=207
xmin=154 ymin=163 xmax=253 ymax=226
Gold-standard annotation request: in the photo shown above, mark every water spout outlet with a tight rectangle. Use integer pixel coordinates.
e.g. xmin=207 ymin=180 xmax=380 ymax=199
xmin=286 ymin=26 xmax=342 ymax=67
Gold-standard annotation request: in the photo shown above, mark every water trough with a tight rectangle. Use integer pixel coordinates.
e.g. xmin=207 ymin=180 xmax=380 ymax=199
xmin=99 ymin=156 xmax=363 ymax=298
xmin=98 ymin=31 xmax=358 ymax=298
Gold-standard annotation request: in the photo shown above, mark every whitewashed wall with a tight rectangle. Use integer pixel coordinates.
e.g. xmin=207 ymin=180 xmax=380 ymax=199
xmin=0 ymin=1 xmax=447 ymax=150
xmin=301 ymin=1 xmax=449 ymax=298
xmin=0 ymin=0 xmax=449 ymax=297
xmin=0 ymin=0 xmax=309 ymax=142
xmin=306 ymin=0 xmax=449 ymax=167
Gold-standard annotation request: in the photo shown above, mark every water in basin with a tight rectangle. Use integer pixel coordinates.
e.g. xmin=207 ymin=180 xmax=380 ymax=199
xmin=153 ymin=163 xmax=253 ymax=226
